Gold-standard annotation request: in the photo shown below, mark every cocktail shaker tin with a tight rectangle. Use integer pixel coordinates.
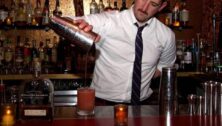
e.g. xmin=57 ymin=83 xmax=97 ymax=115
xmin=49 ymin=16 xmax=99 ymax=52
xmin=159 ymin=67 xmax=178 ymax=115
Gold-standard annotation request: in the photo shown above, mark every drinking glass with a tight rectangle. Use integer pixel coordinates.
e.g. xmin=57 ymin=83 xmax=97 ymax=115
xmin=77 ymin=87 xmax=95 ymax=116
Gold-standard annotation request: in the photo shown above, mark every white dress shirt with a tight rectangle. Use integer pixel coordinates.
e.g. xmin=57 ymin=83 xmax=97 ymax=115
xmin=82 ymin=7 xmax=176 ymax=103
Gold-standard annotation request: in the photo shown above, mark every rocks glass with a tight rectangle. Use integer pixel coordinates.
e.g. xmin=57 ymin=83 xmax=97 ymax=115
xmin=77 ymin=87 xmax=95 ymax=116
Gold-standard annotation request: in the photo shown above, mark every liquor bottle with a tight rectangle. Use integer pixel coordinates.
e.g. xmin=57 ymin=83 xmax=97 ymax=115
xmin=51 ymin=36 xmax=58 ymax=64
xmin=20 ymin=59 xmax=53 ymax=120
xmin=180 ymin=1 xmax=189 ymax=27
xmin=0 ymin=79 xmax=6 ymax=105
xmin=32 ymin=57 xmax=41 ymax=77
xmin=4 ymin=38 xmax=13 ymax=74
xmin=191 ymin=38 xmax=197 ymax=71
xmin=31 ymin=39 xmax=39 ymax=60
xmin=113 ymin=0 xmax=119 ymax=11
xmin=172 ymin=1 xmax=180 ymax=27
xmin=38 ymin=41 xmax=45 ymax=63
xmin=64 ymin=41 xmax=74 ymax=73
xmin=175 ymin=40 xmax=184 ymax=71
xmin=23 ymin=38 xmax=31 ymax=72
xmin=34 ymin=0 xmax=42 ymax=26
xmin=0 ymin=0 xmax=8 ymax=25
xmin=73 ymin=0 xmax=84 ymax=16
xmin=8 ymin=0 xmax=17 ymax=26
xmin=26 ymin=0 xmax=34 ymax=25
xmin=43 ymin=39 xmax=52 ymax=73
xmin=183 ymin=40 xmax=193 ymax=71
xmin=57 ymin=37 xmax=66 ymax=72
xmin=64 ymin=48 xmax=72 ymax=73
xmin=120 ymin=0 xmax=128 ymax=11
xmin=4 ymin=4 xmax=13 ymax=26
xmin=15 ymin=0 xmax=27 ymax=26
xmin=104 ymin=0 xmax=113 ymax=11
xmin=53 ymin=0 xmax=62 ymax=16
xmin=0 ymin=32 xmax=5 ymax=67
xmin=14 ymin=36 xmax=24 ymax=74
xmin=42 ymin=0 xmax=49 ymax=26
xmin=199 ymin=39 xmax=206 ymax=72
xmin=98 ymin=0 xmax=105 ymax=13
xmin=90 ymin=0 xmax=99 ymax=14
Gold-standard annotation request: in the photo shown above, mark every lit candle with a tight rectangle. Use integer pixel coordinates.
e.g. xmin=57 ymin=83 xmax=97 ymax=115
xmin=114 ymin=104 xmax=128 ymax=126
xmin=1 ymin=105 xmax=15 ymax=126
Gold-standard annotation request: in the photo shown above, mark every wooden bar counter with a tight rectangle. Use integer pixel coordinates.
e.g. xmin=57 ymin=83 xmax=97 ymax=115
xmin=13 ymin=105 xmax=222 ymax=126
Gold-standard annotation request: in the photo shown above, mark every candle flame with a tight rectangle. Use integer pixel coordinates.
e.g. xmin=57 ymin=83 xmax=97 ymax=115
xmin=6 ymin=110 xmax=11 ymax=115
xmin=119 ymin=107 xmax=123 ymax=111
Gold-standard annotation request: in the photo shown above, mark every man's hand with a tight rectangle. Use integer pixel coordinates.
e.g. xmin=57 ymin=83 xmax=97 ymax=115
xmin=153 ymin=69 xmax=161 ymax=78
xmin=73 ymin=19 xmax=101 ymax=43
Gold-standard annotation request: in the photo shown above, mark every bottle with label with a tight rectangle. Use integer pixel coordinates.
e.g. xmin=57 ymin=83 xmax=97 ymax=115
xmin=51 ymin=36 xmax=58 ymax=65
xmin=199 ymin=39 xmax=206 ymax=72
xmin=23 ymin=38 xmax=31 ymax=73
xmin=31 ymin=39 xmax=39 ymax=61
xmin=104 ymin=0 xmax=113 ymax=11
xmin=90 ymin=0 xmax=99 ymax=14
xmin=120 ymin=0 xmax=128 ymax=11
xmin=4 ymin=0 xmax=15 ymax=26
xmin=8 ymin=0 xmax=17 ymax=26
xmin=175 ymin=40 xmax=184 ymax=71
xmin=180 ymin=1 xmax=189 ymax=27
xmin=34 ymin=0 xmax=43 ymax=26
xmin=53 ymin=0 xmax=62 ymax=16
xmin=42 ymin=0 xmax=49 ymax=26
xmin=4 ymin=38 xmax=13 ymax=74
xmin=43 ymin=39 xmax=52 ymax=73
xmin=0 ymin=32 xmax=5 ymax=68
xmin=32 ymin=57 xmax=41 ymax=77
xmin=38 ymin=41 xmax=45 ymax=64
xmin=191 ymin=38 xmax=198 ymax=71
xmin=14 ymin=36 xmax=24 ymax=74
xmin=57 ymin=37 xmax=65 ymax=72
xmin=64 ymin=49 xmax=72 ymax=73
xmin=15 ymin=0 xmax=27 ymax=26
xmin=26 ymin=0 xmax=34 ymax=26
xmin=172 ymin=1 xmax=180 ymax=27
xmin=98 ymin=0 xmax=105 ymax=13
xmin=0 ymin=0 xmax=8 ymax=25
xmin=183 ymin=40 xmax=193 ymax=71
xmin=0 ymin=79 xmax=6 ymax=106
xmin=113 ymin=0 xmax=119 ymax=11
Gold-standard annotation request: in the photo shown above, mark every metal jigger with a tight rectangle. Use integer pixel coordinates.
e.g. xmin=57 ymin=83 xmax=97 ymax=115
xmin=196 ymin=95 xmax=204 ymax=116
xmin=187 ymin=94 xmax=196 ymax=116
xmin=216 ymin=82 xmax=222 ymax=115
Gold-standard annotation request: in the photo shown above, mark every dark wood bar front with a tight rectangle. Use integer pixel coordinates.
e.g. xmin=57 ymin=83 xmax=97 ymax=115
xmin=12 ymin=106 xmax=222 ymax=126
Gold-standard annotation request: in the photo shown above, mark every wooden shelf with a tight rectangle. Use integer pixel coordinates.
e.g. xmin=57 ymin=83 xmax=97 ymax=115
xmin=0 ymin=72 xmax=204 ymax=80
xmin=169 ymin=25 xmax=193 ymax=31
xmin=0 ymin=73 xmax=92 ymax=80
xmin=176 ymin=71 xmax=204 ymax=77
xmin=0 ymin=25 xmax=50 ymax=31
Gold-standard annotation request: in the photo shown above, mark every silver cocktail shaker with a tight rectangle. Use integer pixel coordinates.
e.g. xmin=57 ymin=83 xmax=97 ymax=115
xmin=49 ymin=16 xmax=99 ymax=52
xmin=159 ymin=67 xmax=178 ymax=115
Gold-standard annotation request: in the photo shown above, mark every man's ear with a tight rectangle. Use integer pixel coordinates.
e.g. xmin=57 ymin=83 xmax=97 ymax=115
xmin=158 ymin=1 xmax=168 ymax=12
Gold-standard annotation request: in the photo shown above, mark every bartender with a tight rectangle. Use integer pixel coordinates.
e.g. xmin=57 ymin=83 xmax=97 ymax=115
xmin=73 ymin=0 xmax=176 ymax=105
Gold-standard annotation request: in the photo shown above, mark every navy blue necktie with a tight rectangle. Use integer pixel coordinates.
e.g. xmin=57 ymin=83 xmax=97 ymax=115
xmin=131 ymin=24 xmax=147 ymax=105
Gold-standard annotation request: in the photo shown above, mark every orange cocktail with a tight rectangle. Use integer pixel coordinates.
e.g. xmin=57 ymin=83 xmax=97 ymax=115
xmin=77 ymin=87 xmax=95 ymax=116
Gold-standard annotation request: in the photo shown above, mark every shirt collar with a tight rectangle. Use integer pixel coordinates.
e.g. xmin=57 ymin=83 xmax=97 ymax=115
xmin=129 ymin=5 xmax=153 ymax=27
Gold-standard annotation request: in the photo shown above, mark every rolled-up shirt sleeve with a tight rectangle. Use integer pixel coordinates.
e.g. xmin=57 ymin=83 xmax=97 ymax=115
xmin=157 ymin=30 xmax=176 ymax=72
